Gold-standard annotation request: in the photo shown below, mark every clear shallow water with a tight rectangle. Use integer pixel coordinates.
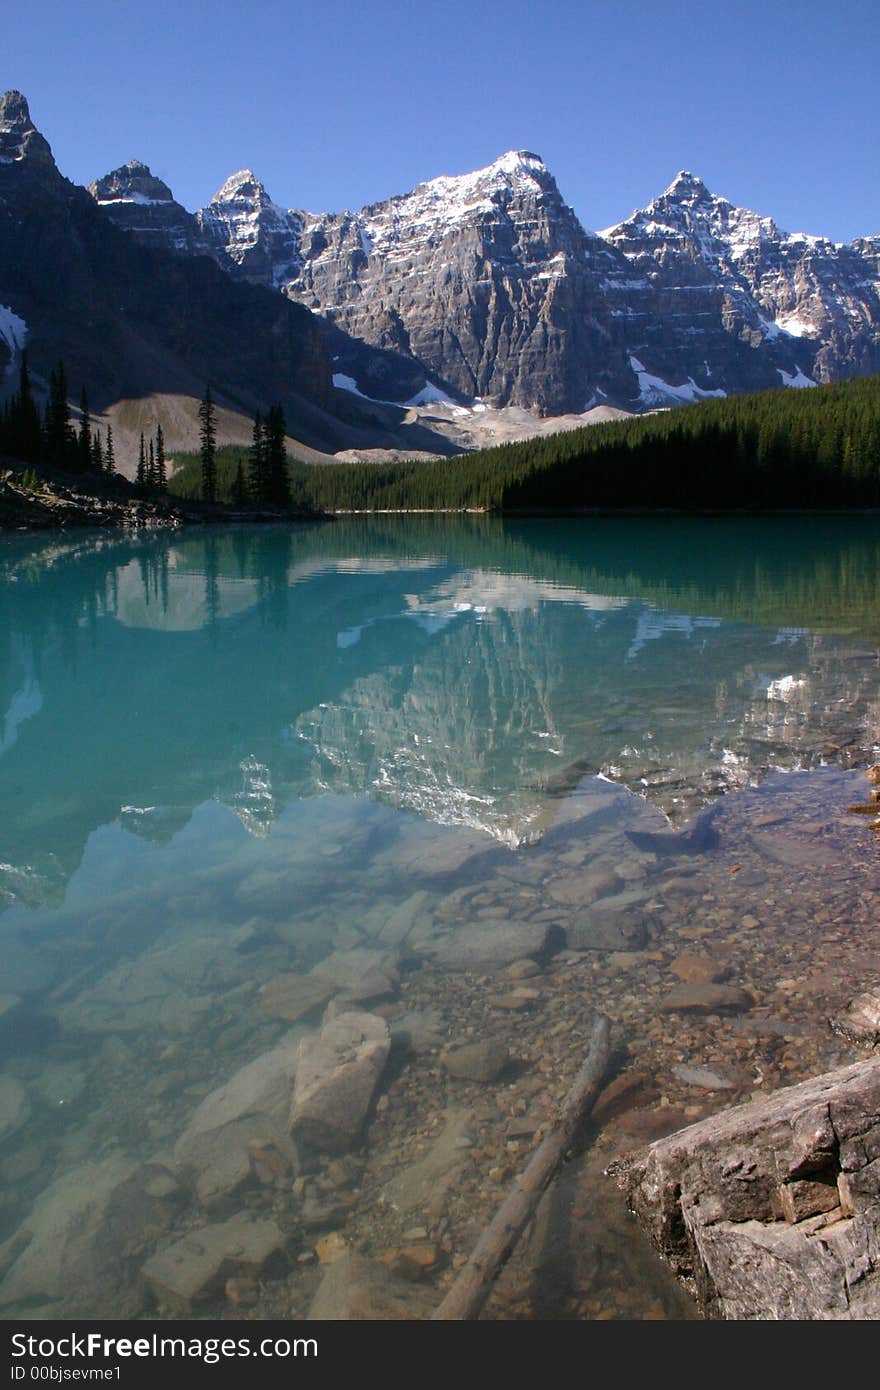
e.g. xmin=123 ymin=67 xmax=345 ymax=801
xmin=1 ymin=516 xmax=880 ymax=1319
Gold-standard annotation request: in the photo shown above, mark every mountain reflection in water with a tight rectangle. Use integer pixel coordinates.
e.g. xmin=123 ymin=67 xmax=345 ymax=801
xmin=1 ymin=516 xmax=879 ymax=909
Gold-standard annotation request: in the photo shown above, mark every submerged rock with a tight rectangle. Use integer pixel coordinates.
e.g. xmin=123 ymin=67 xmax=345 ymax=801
xmin=174 ymin=1034 xmax=299 ymax=1200
xmin=659 ymin=983 xmax=753 ymax=1015
xmin=565 ymin=909 xmax=648 ymax=952
xmin=672 ymin=1065 xmax=734 ymax=1091
xmin=424 ymin=919 xmax=557 ymax=970
xmin=308 ymin=1252 xmax=432 ymax=1319
xmin=142 ymin=1214 xmax=286 ymax=1314
xmin=56 ymin=937 xmax=238 ymax=1036
xmin=383 ymin=1107 xmax=476 ymax=1218
xmin=290 ymin=1011 xmax=390 ymax=1161
xmin=442 ymin=1038 xmax=511 ymax=1083
xmin=0 ymin=1151 xmax=162 ymax=1315
xmin=259 ymin=973 xmax=337 ymax=1022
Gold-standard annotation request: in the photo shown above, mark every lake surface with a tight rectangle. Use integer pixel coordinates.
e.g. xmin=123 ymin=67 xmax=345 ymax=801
xmin=1 ymin=516 xmax=880 ymax=1319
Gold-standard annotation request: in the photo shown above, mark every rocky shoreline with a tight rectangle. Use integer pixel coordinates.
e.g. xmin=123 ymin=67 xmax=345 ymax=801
xmin=0 ymin=467 xmax=323 ymax=530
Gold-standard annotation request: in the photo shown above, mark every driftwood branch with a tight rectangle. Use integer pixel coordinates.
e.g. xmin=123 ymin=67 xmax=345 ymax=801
xmin=432 ymin=1010 xmax=611 ymax=1320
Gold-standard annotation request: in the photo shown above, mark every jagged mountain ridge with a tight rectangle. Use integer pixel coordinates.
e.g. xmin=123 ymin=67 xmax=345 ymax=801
xmin=91 ymin=148 xmax=880 ymax=416
xmin=0 ymin=92 xmax=428 ymax=467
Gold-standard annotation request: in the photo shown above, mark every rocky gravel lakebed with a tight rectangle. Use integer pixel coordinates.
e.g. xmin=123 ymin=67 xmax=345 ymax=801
xmin=2 ymin=763 xmax=879 ymax=1321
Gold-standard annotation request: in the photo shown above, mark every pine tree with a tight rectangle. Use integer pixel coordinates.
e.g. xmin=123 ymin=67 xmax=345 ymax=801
xmin=264 ymin=404 xmax=290 ymax=509
xmin=232 ymin=459 xmax=248 ymax=509
xmin=10 ymin=351 xmax=41 ymax=463
xmin=91 ymin=430 xmax=103 ymax=473
xmin=78 ymin=388 xmax=92 ymax=473
xmin=154 ymin=423 xmax=167 ymax=492
xmin=136 ymin=433 xmax=147 ymax=492
xmin=198 ymin=386 xmax=217 ymax=504
xmin=105 ymin=424 xmax=115 ymax=475
xmin=46 ymin=362 xmax=74 ymax=466
xmin=249 ymin=412 xmax=266 ymax=505
xmin=149 ymin=439 xmax=155 ymax=490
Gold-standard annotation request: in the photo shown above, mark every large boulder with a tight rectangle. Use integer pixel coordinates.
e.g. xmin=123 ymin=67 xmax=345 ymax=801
xmin=142 ymin=1214 xmax=286 ymax=1315
xmin=290 ymin=1011 xmax=390 ymax=1162
xmin=610 ymin=1057 xmax=880 ymax=1319
xmin=0 ymin=1151 xmax=168 ymax=1316
xmin=424 ymin=919 xmax=557 ymax=971
xmin=174 ymin=1034 xmax=300 ymax=1201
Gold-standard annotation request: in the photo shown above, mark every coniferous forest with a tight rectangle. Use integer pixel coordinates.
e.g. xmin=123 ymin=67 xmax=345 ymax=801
xmin=166 ymin=372 xmax=880 ymax=513
xmin=0 ymin=355 xmax=168 ymax=496
xmin=5 ymin=368 xmax=880 ymax=515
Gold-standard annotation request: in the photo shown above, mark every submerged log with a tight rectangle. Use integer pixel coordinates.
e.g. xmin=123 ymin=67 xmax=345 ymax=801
xmin=609 ymin=1056 xmax=880 ymax=1320
xmin=433 ymin=1011 xmax=611 ymax=1320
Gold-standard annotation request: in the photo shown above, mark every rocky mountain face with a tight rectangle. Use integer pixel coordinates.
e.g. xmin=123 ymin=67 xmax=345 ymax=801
xmin=288 ymin=153 xmax=636 ymax=412
xmin=91 ymin=146 xmax=880 ymax=416
xmin=87 ymin=160 xmax=203 ymax=257
xmin=195 ymin=169 xmax=304 ymax=289
xmin=0 ymin=92 xmax=334 ymax=446
xmin=602 ymin=171 xmax=880 ymax=401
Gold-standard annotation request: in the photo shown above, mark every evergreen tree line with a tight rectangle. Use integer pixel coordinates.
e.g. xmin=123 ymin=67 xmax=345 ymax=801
xmin=197 ymin=386 xmax=293 ymax=509
xmin=170 ymin=373 xmax=880 ymax=514
xmin=0 ymin=354 xmax=172 ymax=494
xmin=0 ymin=355 xmax=119 ymax=477
xmin=134 ymin=423 xmax=168 ymax=495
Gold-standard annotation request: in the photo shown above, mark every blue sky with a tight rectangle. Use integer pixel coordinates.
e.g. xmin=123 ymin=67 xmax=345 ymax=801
xmin=4 ymin=0 xmax=878 ymax=242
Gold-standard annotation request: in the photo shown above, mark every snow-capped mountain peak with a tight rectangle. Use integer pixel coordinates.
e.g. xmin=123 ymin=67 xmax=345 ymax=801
xmin=90 ymin=160 xmax=176 ymax=206
xmin=209 ymin=168 xmax=269 ymax=205
xmin=661 ymin=169 xmax=712 ymax=201
xmin=197 ymin=169 xmax=303 ymax=287
xmin=83 ymin=127 xmax=880 ymax=416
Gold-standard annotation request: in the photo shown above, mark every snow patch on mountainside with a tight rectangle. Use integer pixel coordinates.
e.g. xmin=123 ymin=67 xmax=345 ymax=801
xmin=629 ymin=356 xmax=726 ymax=406
xmin=98 ymin=192 xmax=169 ymax=207
xmin=773 ymin=312 xmax=817 ymax=338
xmin=0 ymin=305 xmax=27 ymax=384
xmin=333 ymin=373 xmax=468 ymax=411
xmin=404 ymin=382 xmax=461 ymax=408
xmin=778 ymin=367 xmax=816 ymax=389
xmin=0 ymin=304 xmax=27 ymax=354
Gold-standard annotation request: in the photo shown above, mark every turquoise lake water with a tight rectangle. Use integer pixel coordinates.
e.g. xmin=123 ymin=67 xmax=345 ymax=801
xmin=1 ymin=516 xmax=879 ymax=1319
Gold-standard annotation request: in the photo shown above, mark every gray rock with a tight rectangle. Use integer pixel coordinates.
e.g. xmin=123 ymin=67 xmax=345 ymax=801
xmin=259 ymin=973 xmax=337 ymax=1022
xmin=89 ymin=161 xmax=202 ymax=259
xmin=442 ymin=1039 xmax=510 ymax=1083
xmin=660 ymin=983 xmax=753 ymax=1015
xmin=566 ymin=910 xmax=648 ymax=952
xmin=832 ymin=991 xmax=880 ymax=1045
xmin=672 ymin=1065 xmax=734 ymax=1091
xmin=0 ymin=1151 xmax=151 ymax=1314
xmin=308 ymin=1253 xmax=430 ymax=1320
xmin=93 ymin=128 xmax=880 ymax=418
xmin=290 ymin=1012 xmax=390 ymax=1160
xmin=175 ymin=1035 xmax=299 ymax=1198
xmin=383 ymin=1108 xmax=476 ymax=1218
xmin=610 ymin=1057 xmax=880 ymax=1319
xmin=425 ymin=919 xmax=554 ymax=971
xmin=142 ymin=1214 xmax=285 ymax=1314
